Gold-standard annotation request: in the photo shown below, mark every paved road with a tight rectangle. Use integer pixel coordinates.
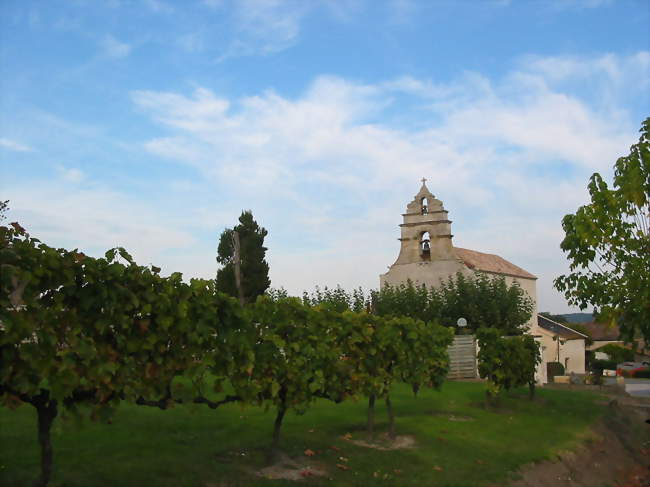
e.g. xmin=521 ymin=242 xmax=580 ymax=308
xmin=605 ymin=378 xmax=650 ymax=398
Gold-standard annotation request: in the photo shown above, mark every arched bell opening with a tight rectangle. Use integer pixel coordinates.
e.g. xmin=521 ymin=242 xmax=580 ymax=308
xmin=420 ymin=197 xmax=428 ymax=215
xmin=420 ymin=231 xmax=431 ymax=260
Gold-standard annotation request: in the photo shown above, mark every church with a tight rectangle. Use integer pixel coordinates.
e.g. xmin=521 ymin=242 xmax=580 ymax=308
xmin=380 ymin=180 xmax=586 ymax=383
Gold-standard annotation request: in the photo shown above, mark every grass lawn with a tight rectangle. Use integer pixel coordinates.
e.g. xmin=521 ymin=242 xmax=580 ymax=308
xmin=0 ymin=382 xmax=603 ymax=486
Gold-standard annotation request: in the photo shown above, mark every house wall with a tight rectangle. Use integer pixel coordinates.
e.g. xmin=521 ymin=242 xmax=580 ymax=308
xmin=536 ymin=329 xmax=586 ymax=375
xmin=379 ymin=259 xmax=469 ymax=290
xmin=560 ymin=339 xmax=586 ymax=374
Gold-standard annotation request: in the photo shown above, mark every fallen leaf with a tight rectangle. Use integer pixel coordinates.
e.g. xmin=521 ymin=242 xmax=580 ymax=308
xmin=475 ymin=459 xmax=485 ymax=465
xmin=308 ymin=428 xmax=315 ymax=433
xmin=339 ymin=456 xmax=349 ymax=463
xmin=434 ymin=466 xmax=444 ymax=472
xmin=393 ymin=469 xmax=402 ymax=474
xmin=300 ymin=469 xmax=314 ymax=478
xmin=342 ymin=433 xmax=352 ymax=440
xmin=336 ymin=463 xmax=350 ymax=471
xmin=329 ymin=445 xmax=341 ymax=452
xmin=304 ymin=449 xmax=315 ymax=457
xmin=436 ymin=437 xmax=447 ymax=442
xmin=373 ymin=471 xmax=380 ymax=478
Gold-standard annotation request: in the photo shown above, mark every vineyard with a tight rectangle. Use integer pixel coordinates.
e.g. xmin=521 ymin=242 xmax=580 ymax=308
xmin=0 ymin=222 xmax=597 ymax=486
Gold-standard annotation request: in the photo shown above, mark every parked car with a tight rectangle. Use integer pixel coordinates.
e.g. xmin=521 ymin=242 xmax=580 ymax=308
xmin=617 ymin=361 xmax=650 ymax=377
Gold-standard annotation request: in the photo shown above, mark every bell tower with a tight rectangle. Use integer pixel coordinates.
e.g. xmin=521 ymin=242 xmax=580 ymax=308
xmin=380 ymin=179 xmax=466 ymax=288
xmin=393 ymin=178 xmax=456 ymax=265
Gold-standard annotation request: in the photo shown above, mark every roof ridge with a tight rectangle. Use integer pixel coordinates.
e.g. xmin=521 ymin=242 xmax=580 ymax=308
xmin=537 ymin=314 xmax=589 ymax=339
xmin=453 ymin=247 xmax=537 ymax=280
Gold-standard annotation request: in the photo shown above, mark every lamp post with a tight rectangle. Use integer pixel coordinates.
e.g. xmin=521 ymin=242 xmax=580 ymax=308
xmin=456 ymin=317 xmax=467 ymax=335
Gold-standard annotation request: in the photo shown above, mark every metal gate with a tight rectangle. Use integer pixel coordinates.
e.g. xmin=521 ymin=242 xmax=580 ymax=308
xmin=447 ymin=335 xmax=477 ymax=379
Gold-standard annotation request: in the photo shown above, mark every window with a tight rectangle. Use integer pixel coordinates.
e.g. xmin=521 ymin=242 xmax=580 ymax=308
xmin=420 ymin=231 xmax=430 ymax=253
xmin=421 ymin=197 xmax=428 ymax=214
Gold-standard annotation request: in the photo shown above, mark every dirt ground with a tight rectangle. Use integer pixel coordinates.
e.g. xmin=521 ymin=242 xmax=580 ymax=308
xmin=508 ymin=396 xmax=650 ymax=487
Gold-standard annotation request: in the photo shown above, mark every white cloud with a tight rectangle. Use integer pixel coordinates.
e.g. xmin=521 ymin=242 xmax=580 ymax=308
xmin=126 ymin=52 xmax=648 ymax=312
xmin=5 ymin=179 xmax=204 ymax=276
xmin=177 ymin=32 xmax=204 ymax=52
xmin=215 ymin=0 xmax=312 ymax=61
xmin=55 ymin=166 xmax=85 ymax=183
xmin=0 ymin=138 xmax=33 ymax=152
xmin=101 ymin=35 xmax=132 ymax=58
xmin=9 ymin=52 xmax=646 ymax=313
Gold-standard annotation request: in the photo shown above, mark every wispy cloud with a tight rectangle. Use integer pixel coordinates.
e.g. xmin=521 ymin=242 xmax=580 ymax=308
xmin=215 ymin=0 xmax=313 ymax=61
xmin=0 ymin=138 xmax=33 ymax=152
xmin=126 ymin=52 xmax=649 ymax=311
xmin=4 ymin=178 xmax=201 ymax=274
xmin=8 ymin=52 xmax=647 ymax=312
xmin=177 ymin=32 xmax=204 ymax=52
xmin=55 ymin=166 xmax=85 ymax=183
xmin=101 ymin=35 xmax=132 ymax=58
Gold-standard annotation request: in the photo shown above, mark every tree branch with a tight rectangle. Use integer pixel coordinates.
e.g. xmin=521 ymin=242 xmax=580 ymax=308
xmin=135 ymin=393 xmax=242 ymax=410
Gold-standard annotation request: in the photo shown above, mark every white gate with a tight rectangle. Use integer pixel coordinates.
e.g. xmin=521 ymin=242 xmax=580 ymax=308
xmin=447 ymin=335 xmax=477 ymax=379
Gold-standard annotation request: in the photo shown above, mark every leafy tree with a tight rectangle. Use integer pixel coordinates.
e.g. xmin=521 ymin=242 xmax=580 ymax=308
xmin=555 ymin=118 xmax=650 ymax=342
xmin=0 ymin=199 xmax=8 ymax=222
xmin=339 ymin=313 xmax=452 ymax=438
xmin=216 ymin=211 xmax=270 ymax=304
xmin=476 ymin=328 xmax=541 ymax=405
xmin=597 ymin=343 xmax=634 ymax=363
xmin=302 ymin=285 xmax=367 ymax=312
xmin=0 ymin=223 xmax=252 ymax=486
xmin=371 ymin=274 xmax=533 ymax=335
xmin=246 ymin=297 xmax=351 ymax=460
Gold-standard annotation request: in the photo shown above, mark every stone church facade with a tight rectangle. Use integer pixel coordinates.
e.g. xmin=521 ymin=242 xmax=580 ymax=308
xmin=380 ymin=180 xmax=586 ymax=382
xmin=380 ymin=180 xmax=538 ymax=328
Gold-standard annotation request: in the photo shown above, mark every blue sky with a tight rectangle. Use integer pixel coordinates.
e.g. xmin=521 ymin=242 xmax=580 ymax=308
xmin=1 ymin=0 xmax=649 ymax=313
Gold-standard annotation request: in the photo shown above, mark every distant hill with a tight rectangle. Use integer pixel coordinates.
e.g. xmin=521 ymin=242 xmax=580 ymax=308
xmin=561 ymin=313 xmax=594 ymax=324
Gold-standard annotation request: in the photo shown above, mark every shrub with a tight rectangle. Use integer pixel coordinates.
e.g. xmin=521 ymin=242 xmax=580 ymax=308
xmin=477 ymin=328 xmax=541 ymax=403
xmin=597 ymin=344 xmax=634 ymax=362
xmin=591 ymin=359 xmax=618 ymax=373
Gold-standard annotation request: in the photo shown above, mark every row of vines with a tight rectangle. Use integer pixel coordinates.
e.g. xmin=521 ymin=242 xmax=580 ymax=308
xmin=0 ymin=223 xmax=456 ymax=486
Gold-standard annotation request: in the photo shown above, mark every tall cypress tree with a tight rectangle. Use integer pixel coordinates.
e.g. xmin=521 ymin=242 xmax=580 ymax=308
xmin=216 ymin=211 xmax=270 ymax=303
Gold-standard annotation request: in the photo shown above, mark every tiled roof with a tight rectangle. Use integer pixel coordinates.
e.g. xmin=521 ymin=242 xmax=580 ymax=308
xmin=454 ymin=247 xmax=537 ymax=280
xmin=537 ymin=315 xmax=588 ymax=340
xmin=579 ymin=321 xmax=621 ymax=341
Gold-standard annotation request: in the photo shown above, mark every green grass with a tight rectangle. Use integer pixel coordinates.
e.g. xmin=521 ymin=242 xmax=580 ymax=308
xmin=0 ymin=382 xmax=603 ymax=487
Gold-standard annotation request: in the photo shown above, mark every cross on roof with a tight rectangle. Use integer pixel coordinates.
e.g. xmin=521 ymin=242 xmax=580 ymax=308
xmin=421 ymin=177 xmax=427 ymax=184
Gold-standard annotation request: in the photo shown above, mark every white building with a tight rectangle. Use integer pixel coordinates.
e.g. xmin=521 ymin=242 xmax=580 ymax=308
xmin=380 ymin=180 xmax=586 ymax=383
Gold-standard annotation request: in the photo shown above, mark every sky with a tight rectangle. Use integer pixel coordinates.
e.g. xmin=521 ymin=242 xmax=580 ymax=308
xmin=1 ymin=0 xmax=649 ymax=313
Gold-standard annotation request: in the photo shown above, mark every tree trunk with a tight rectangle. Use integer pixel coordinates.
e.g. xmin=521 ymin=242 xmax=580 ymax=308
xmin=528 ymin=381 xmax=535 ymax=400
xmin=268 ymin=402 xmax=287 ymax=463
xmin=366 ymin=394 xmax=376 ymax=437
xmin=385 ymin=395 xmax=396 ymax=440
xmin=231 ymin=231 xmax=245 ymax=305
xmin=485 ymin=389 xmax=499 ymax=408
xmin=35 ymin=399 xmax=57 ymax=487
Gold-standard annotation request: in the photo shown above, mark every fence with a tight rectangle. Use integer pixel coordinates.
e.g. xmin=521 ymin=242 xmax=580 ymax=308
xmin=447 ymin=334 xmax=477 ymax=379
